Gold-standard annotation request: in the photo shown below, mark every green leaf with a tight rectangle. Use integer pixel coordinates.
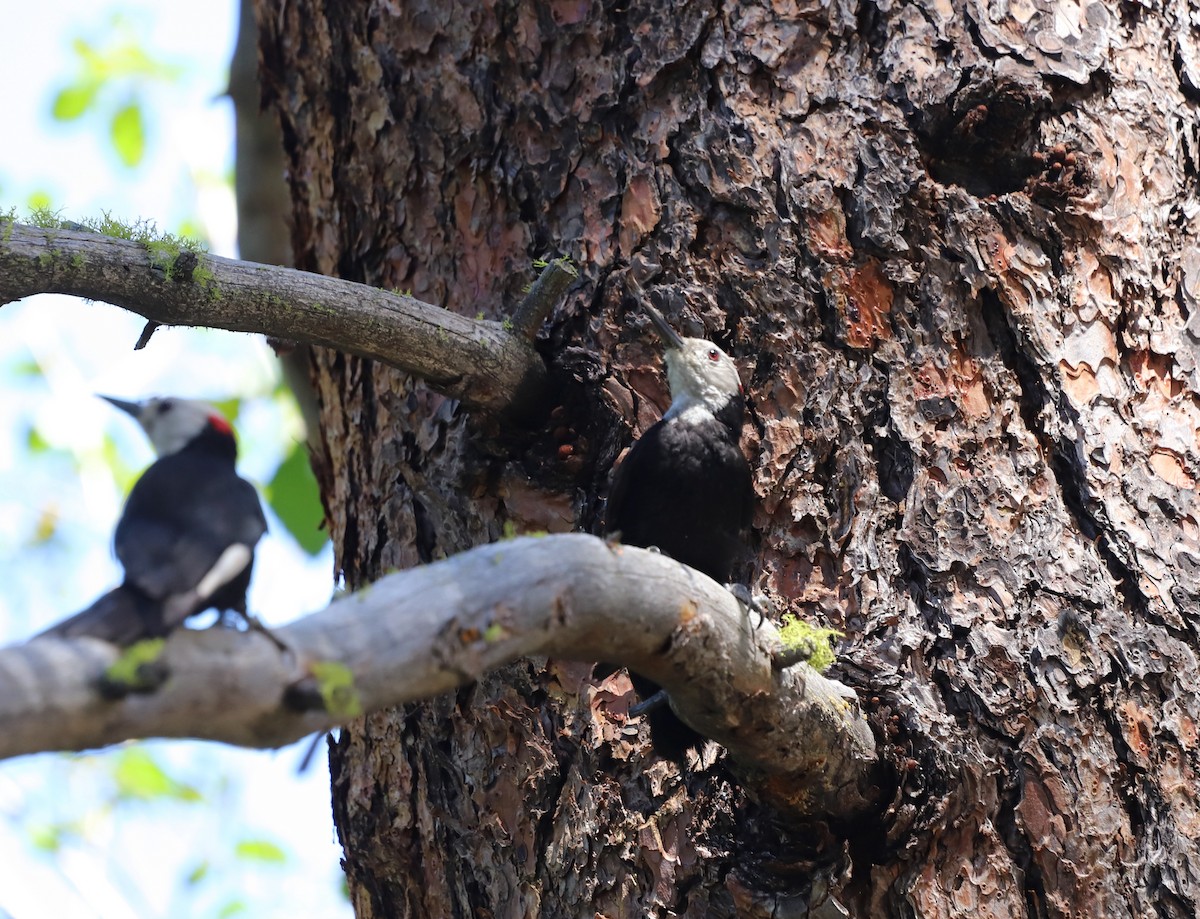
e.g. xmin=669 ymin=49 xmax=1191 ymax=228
xmin=11 ymin=357 xmax=42 ymax=378
xmin=52 ymin=82 xmax=98 ymax=121
xmin=234 ymin=839 xmax=288 ymax=864
xmin=265 ymin=441 xmax=328 ymax=555
xmin=31 ymin=504 xmax=60 ymax=545
xmin=26 ymin=190 xmax=53 ymax=211
xmin=112 ymin=747 xmax=202 ymax=802
xmin=110 ymin=102 xmax=145 ymax=167
xmin=209 ymin=397 xmax=242 ymax=424
xmin=185 ymin=860 xmax=210 ymax=886
xmin=26 ymin=426 xmax=52 ymax=454
xmin=217 ymin=900 xmax=247 ymax=918
xmin=30 ymin=823 xmax=69 ymax=853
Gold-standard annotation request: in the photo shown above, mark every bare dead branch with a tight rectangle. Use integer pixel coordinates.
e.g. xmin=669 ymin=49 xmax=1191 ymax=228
xmin=0 ymin=534 xmax=879 ymax=824
xmin=0 ymin=221 xmax=554 ymax=415
xmin=511 ymin=257 xmax=578 ymax=341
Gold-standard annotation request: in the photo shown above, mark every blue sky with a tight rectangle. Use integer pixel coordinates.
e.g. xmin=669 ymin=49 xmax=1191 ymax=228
xmin=0 ymin=2 xmax=351 ymax=916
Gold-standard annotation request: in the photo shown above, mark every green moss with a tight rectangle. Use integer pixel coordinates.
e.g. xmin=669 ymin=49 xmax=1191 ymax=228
xmin=19 ymin=206 xmax=208 ymax=269
xmin=192 ymin=260 xmax=216 ymax=290
xmin=482 ymin=622 xmax=508 ymax=643
xmin=778 ymin=615 xmax=841 ymax=673
xmin=103 ymin=639 xmax=167 ymax=690
xmin=499 ymin=521 xmax=547 ymax=540
xmin=309 ymin=661 xmax=363 ymax=718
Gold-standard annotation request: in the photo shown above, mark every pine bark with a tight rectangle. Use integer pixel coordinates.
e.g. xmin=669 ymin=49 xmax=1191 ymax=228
xmin=257 ymin=1 xmax=1200 ymax=916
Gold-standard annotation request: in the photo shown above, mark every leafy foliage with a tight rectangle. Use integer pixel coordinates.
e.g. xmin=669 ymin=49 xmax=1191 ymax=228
xmin=266 ymin=441 xmax=327 ymax=555
xmin=50 ymin=20 xmax=185 ymax=169
xmin=110 ymin=101 xmax=147 ymax=167
xmin=113 ymin=747 xmax=202 ymax=802
xmin=234 ymin=838 xmax=289 ymax=864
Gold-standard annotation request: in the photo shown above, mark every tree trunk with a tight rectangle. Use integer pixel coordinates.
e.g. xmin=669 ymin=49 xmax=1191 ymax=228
xmin=257 ymin=1 xmax=1200 ymax=915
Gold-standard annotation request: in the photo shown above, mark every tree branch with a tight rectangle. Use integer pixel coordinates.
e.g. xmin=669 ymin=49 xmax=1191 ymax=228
xmin=511 ymin=257 xmax=577 ymax=341
xmin=0 ymin=221 xmax=554 ymax=416
xmin=0 ymin=535 xmax=879 ymax=825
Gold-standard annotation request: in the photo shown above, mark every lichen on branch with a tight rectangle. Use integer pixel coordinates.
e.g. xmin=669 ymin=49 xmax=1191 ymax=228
xmin=0 ymin=535 xmax=879 ymax=827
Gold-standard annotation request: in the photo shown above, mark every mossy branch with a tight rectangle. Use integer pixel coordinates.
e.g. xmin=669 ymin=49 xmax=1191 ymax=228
xmin=0 ymin=218 xmax=559 ymax=417
xmin=0 ymin=535 xmax=880 ymax=827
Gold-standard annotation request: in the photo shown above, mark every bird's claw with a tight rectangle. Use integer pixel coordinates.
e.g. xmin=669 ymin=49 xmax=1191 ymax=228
xmin=725 ymin=582 xmax=774 ymax=628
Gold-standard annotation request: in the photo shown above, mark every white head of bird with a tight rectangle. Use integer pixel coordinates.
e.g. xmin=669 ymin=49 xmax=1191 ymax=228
xmin=642 ymin=304 xmax=743 ymax=420
xmin=102 ymin=396 xmax=232 ymax=457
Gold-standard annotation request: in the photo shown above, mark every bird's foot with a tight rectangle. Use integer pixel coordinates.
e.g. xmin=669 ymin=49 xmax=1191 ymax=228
xmin=242 ymin=613 xmax=291 ymax=655
xmin=725 ymin=582 xmax=775 ymax=628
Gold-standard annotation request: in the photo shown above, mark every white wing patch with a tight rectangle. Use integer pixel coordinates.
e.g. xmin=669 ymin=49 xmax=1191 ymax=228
xmin=195 ymin=543 xmax=253 ymax=601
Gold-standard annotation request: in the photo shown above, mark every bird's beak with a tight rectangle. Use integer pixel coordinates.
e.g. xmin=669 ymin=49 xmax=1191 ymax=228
xmin=100 ymin=395 xmax=144 ymax=419
xmin=642 ymin=303 xmax=685 ymax=350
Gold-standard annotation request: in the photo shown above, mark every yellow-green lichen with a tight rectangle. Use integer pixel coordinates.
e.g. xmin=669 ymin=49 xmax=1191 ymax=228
xmin=103 ymin=638 xmax=167 ymax=690
xmin=482 ymin=622 xmax=508 ymax=643
xmin=778 ymin=615 xmax=841 ymax=673
xmin=309 ymin=660 xmax=363 ymax=718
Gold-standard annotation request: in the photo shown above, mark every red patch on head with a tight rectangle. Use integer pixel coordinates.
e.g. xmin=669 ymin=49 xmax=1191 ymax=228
xmin=207 ymin=414 xmax=233 ymax=436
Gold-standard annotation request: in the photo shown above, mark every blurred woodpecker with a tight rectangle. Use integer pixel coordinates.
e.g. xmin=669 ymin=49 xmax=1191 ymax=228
xmin=37 ymin=397 xmax=267 ymax=646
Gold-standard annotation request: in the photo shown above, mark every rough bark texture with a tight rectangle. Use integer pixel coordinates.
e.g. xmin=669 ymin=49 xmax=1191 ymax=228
xmin=258 ymin=0 xmax=1200 ymax=916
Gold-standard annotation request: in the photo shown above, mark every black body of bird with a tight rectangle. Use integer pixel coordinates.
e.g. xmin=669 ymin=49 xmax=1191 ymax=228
xmin=36 ymin=397 xmax=267 ymax=645
xmin=605 ymin=301 xmax=754 ymax=761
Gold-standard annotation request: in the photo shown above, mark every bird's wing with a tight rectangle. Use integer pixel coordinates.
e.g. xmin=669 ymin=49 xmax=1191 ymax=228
xmin=604 ymin=422 xmax=661 ymax=537
xmin=115 ymin=457 xmax=265 ymax=600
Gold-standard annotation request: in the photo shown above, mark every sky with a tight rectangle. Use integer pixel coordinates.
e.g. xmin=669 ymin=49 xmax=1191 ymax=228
xmin=0 ymin=2 xmax=351 ymax=916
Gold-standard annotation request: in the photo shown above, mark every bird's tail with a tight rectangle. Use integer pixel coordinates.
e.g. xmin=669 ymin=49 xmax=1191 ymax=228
xmin=34 ymin=586 xmax=153 ymax=646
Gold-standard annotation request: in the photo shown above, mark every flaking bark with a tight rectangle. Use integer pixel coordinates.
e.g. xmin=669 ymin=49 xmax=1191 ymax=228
xmin=252 ymin=0 xmax=1200 ymax=915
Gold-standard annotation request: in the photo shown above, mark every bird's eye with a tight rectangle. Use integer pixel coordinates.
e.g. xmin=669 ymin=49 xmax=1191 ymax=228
xmin=708 ymin=348 xmax=720 ymax=361
xmin=159 ymin=401 xmax=174 ymax=414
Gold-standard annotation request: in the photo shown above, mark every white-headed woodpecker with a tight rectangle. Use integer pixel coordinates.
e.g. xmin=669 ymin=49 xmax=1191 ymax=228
xmin=36 ymin=397 xmax=267 ymax=645
xmin=605 ymin=300 xmax=754 ymax=760
xmin=606 ymin=303 xmax=754 ymax=583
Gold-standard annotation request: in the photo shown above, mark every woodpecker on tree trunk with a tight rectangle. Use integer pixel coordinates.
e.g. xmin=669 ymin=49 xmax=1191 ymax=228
xmin=35 ymin=397 xmax=268 ymax=646
xmin=605 ymin=296 xmax=755 ymax=760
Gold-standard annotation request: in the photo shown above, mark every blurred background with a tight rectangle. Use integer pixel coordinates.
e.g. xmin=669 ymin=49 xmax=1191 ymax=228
xmin=0 ymin=1 xmax=352 ymax=915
